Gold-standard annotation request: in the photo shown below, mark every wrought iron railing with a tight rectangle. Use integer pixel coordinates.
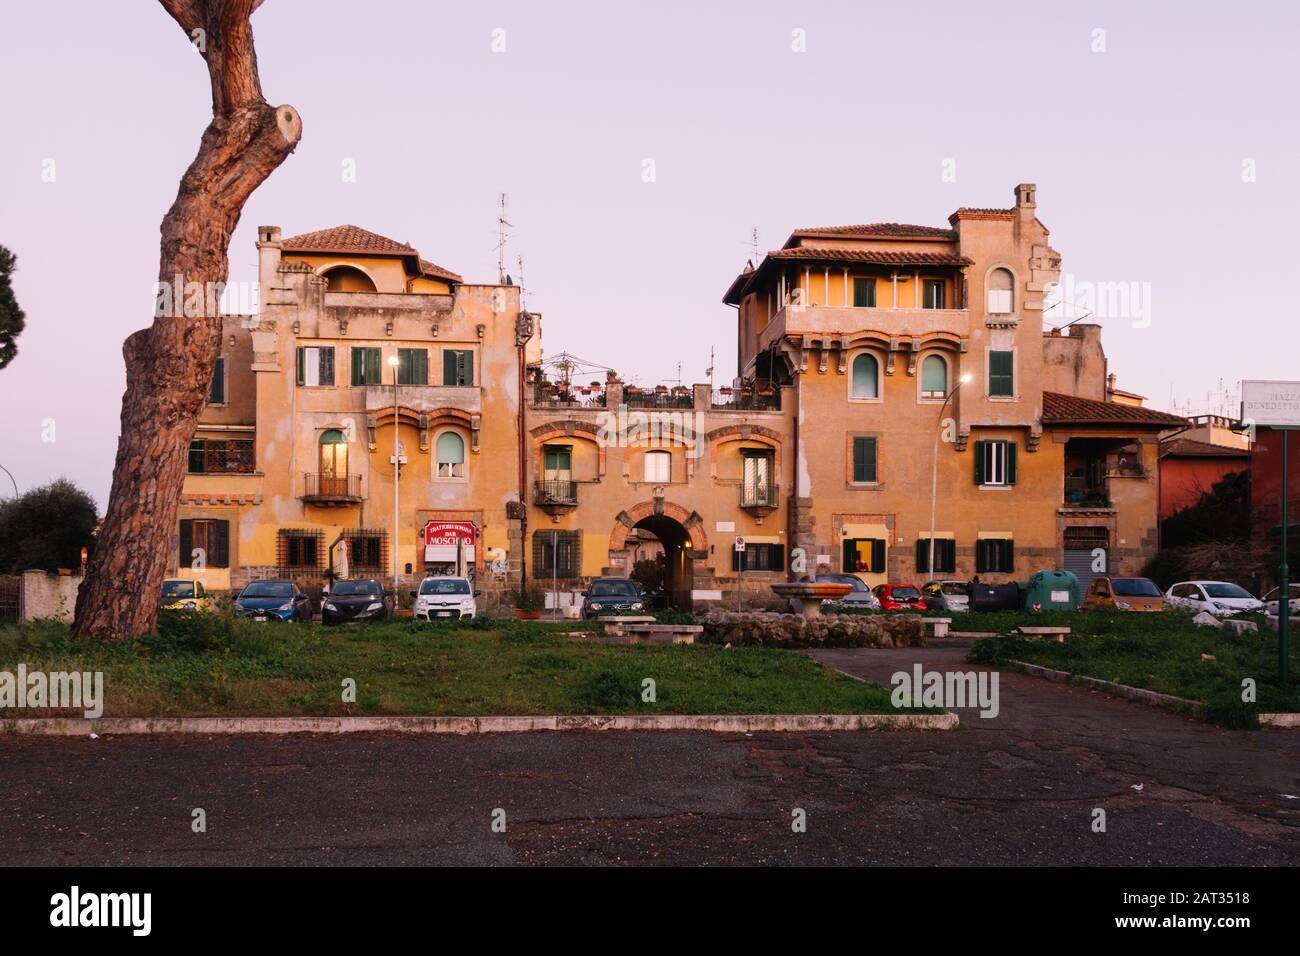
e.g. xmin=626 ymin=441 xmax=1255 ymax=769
xmin=188 ymin=439 xmax=255 ymax=474
xmin=739 ymin=482 xmax=779 ymax=508
xmin=535 ymin=479 xmax=578 ymax=505
xmin=712 ymin=389 xmax=780 ymax=411
xmin=302 ymin=473 xmax=362 ymax=500
xmin=623 ymin=390 xmax=693 ymax=409
xmin=532 ymin=383 xmax=607 ymax=408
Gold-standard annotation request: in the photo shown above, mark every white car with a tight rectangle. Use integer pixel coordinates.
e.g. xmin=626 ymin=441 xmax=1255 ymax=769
xmin=412 ymin=576 xmax=479 ymax=621
xmin=1164 ymin=580 xmax=1264 ymax=616
xmin=1261 ymin=584 xmax=1300 ymax=619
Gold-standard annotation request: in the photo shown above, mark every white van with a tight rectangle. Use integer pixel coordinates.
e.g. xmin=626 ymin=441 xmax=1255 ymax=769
xmin=412 ymin=576 xmax=479 ymax=621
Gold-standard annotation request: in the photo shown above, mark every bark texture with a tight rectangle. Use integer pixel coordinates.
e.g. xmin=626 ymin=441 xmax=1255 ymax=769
xmin=73 ymin=0 xmax=300 ymax=638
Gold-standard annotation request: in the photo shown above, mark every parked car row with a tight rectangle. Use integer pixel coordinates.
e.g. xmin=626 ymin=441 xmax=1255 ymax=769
xmin=813 ymin=570 xmax=1283 ymax=617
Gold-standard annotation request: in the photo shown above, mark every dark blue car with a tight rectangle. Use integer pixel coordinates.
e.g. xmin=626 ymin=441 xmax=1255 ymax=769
xmin=235 ymin=580 xmax=310 ymax=622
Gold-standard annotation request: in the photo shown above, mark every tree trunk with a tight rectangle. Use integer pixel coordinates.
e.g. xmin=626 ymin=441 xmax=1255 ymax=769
xmin=73 ymin=0 xmax=300 ymax=639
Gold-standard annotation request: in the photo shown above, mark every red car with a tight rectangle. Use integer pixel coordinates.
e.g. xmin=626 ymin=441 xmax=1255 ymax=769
xmin=872 ymin=583 xmax=927 ymax=611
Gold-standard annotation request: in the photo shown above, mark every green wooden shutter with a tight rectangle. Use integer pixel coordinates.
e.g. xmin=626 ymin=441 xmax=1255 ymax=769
xmin=1005 ymin=540 xmax=1015 ymax=572
xmin=296 ymin=347 xmax=305 ymax=385
xmin=351 ymin=347 xmax=365 ymax=386
xmin=842 ymin=539 xmax=856 ymax=572
xmin=459 ymin=350 xmax=474 ymax=386
xmin=188 ymin=440 xmax=204 ymax=474
xmin=975 ymin=540 xmax=987 ymax=573
xmin=974 ymin=440 xmax=987 ymax=484
xmin=989 ymin=351 xmax=1014 ymax=396
xmin=178 ymin=520 xmax=193 ymax=569
xmin=732 ymin=546 xmax=745 ymax=571
xmin=443 ymin=349 xmax=457 ymax=385
xmin=871 ymin=539 xmax=886 ymax=572
xmin=1006 ymin=442 xmax=1018 ymax=485
xmin=853 ymin=437 xmax=877 ymax=483
xmin=208 ymin=358 xmax=225 ymax=404
xmin=943 ymin=539 xmax=956 ymax=572
xmin=212 ymin=520 xmax=229 ymax=568
xmin=414 ymin=348 xmax=427 ymax=384
xmin=366 ymin=348 xmax=381 ymax=384
xmin=772 ymin=544 xmax=785 ymax=572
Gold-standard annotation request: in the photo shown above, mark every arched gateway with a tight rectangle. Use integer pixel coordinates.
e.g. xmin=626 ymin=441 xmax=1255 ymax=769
xmin=609 ymin=500 xmax=708 ymax=611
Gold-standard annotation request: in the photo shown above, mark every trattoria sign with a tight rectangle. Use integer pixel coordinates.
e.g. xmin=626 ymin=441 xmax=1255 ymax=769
xmin=1241 ymin=380 xmax=1300 ymax=429
xmin=422 ymin=520 xmax=477 ymax=563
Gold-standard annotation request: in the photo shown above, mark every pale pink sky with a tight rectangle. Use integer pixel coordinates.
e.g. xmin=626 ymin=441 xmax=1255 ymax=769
xmin=1 ymin=0 xmax=1295 ymax=506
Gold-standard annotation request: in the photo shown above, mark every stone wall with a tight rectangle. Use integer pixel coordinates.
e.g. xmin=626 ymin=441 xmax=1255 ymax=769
xmin=20 ymin=571 xmax=83 ymax=623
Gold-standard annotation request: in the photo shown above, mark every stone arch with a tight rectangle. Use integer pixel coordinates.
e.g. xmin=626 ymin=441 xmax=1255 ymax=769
xmin=530 ymin=419 xmax=606 ymax=477
xmin=609 ymin=500 xmax=707 ymax=553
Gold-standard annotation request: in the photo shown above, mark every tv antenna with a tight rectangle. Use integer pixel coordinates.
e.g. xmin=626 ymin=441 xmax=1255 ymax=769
xmin=495 ymin=192 xmax=512 ymax=285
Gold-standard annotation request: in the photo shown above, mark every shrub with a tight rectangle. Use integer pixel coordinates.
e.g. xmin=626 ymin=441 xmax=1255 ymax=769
xmin=698 ymin=610 xmax=924 ymax=648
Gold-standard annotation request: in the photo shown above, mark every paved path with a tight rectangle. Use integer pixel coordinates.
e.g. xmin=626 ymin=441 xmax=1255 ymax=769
xmin=0 ymin=641 xmax=1296 ymax=865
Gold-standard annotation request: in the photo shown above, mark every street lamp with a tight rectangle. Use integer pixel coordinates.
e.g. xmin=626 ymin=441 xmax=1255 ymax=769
xmin=388 ymin=354 xmax=401 ymax=597
xmin=928 ymin=372 xmax=973 ymax=583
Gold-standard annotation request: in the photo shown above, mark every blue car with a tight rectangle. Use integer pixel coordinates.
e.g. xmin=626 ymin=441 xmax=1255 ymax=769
xmin=235 ymin=580 xmax=311 ymax=622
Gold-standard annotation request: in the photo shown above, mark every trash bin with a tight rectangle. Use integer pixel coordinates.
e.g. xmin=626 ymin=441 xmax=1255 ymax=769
xmin=1023 ymin=570 xmax=1080 ymax=611
xmin=969 ymin=581 xmax=1022 ymax=612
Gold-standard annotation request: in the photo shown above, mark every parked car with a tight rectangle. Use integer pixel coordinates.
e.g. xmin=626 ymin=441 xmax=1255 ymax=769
xmin=872 ymin=583 xmax=927 ymax=611
xmin=1262 ymin=584 xmax=1300 ymax=619
xmin=580 ymin=578 xmax=646 ymax=619
xmin=322 ymin=578 xmax=392 ymax=625
xmin=234 ymin=580 xmax=310 ymax=622
xmin=1082 ymin=576 xmax=1164 ymax=612
xmin=1165 ymin=580 xmax=1264 ymax=617
xmin=922 ymin=580 xmax=970 ymax=613
xmin=818 ymin=573 xmax=881 ymax=611
xmin=412 ymin=576 xmax=479 ymax=621
xmin=160 ymin=578 xmax=214 ymax=613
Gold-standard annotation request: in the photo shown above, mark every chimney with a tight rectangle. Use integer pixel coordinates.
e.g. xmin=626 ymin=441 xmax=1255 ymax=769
xmin=256 ymin=225 xmax=282 ymax=288
xmin=1015 ymin=183 xmax=1036 ymax=208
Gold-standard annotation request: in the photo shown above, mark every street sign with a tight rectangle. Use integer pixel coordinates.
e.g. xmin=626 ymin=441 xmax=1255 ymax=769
xmin=734 ymin=536 xmax=746 ymax=553
xmin=1242 ymin=380 xmax=1300 ymax=428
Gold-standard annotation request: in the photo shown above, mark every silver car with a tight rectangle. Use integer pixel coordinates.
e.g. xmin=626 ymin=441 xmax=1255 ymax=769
xmin=1262 ymin=584 xmax=1300 ymax=619
xmin=817 ymin=574 xmax=881 ymax=611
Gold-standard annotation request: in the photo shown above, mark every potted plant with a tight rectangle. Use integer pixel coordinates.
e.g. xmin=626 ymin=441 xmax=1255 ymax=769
xmin=655 ymin=384 xmax=668 ymax=394
xmin=511 ymin=586 xmax=545 ymax=620
xmin=605 ymin=370 xmax=618 ymax=383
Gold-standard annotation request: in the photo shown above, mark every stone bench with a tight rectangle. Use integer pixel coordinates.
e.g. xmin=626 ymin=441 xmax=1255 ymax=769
xmin=618 ymin=624 xmax=703 ymax=645
xmin=1014 ymin=626 xmax=1072 ymax=643
xmin=600 ymin=615 xmax=657 ymax=636
xmin=894 ymin=616 xmax=954 ymax=638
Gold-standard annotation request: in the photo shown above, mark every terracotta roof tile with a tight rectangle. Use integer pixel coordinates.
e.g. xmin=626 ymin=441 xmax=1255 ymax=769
xmin=282 ymin=225 xmax=461 ymax=284
xmin=1160 ymin=437 xmax=1250 ymax=459
xmin=282 ymin=224 xmax=416 ymax=255
xmin=1042 ymin=391 xmax=1187 ymax=428
xmin=767 ymin=247 xmax=972 ymax=267
xmin=792 ymin=223 xmax=957 ymax=240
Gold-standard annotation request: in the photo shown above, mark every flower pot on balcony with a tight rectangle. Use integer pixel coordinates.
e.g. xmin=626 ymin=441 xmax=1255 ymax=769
xmin=514 ymin=608 xmax=542 ymax=620
xmin=655 ymin=386 xmax=668 ymax=394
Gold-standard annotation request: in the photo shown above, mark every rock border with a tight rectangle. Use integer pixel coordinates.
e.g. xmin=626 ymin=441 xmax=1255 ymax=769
xmin=1 ymin=712 xmax=958 ymax=736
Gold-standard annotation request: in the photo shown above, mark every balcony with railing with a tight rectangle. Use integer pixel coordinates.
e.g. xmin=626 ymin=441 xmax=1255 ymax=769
xmin=531 ymin=381 xmax=607 ymax=409
xmin=623 ymin=387 xmax=694 ymax=409
xmin=739 ymin=481 xmax=780 ymax=518
xmin=711 ymin=387 xmax=780 ymax=412
xmin=534 ymin=478 xmax=578 ymax=517
xmin=301 ymin=472 xmax=363 ymax=505
xmin=757 ymin=302 xmax=970 ymax=353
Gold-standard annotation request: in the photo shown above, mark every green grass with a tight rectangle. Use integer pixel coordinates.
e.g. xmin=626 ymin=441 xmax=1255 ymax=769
xmin=0 ymin=614 xmax=905 ymax=718
xmin=968 ymin=610 xmax=1300 ymax=727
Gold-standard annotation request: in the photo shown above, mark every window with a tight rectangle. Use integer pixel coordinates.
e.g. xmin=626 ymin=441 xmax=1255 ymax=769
xmin=321 ymin=265 xmax=376 ymax=292
xmin=318 ymin=430 xmax=349 ymax=494
xmin=443 ymin=349 xmax=474 ymax=386
xmin=350 ymin=347 xmax=382 ymax=386
xmin=851 ymin=437 xmax=878 ymax=484
xmin=852 ymin=277 xmax=876 ymax=308
xmin=733 ymin=542 xmax=784 ymax=572
xmin=344 ymin=531 xmax=385 ymax=570
xmin=296 ymin=346 xmax=335 ymax=387
xmin=208 ymin=357 xmax=226 ymax=404
xmin=543 ymin=445 xmax=572 ymax=481
xmin=922 ymin=279 xmax=946 ymax=309
xmin=988 ymin=350 xmax=1014 ymax=397
xmin=436 ymin=431 xmax=466 ymax=478
xmin=397 ymin=348 xmax=428 ymax=385
xmin=920 ymin=355 xmax=948 ymax=398
xmin=644 ymin=450 xmax=671 ymax=483
xmin=279 ymin=529 xmax=322 ymax=569
xmin=741 ymin=450 xmax=774 ymax=506
xmin=987 ymin=268 xmax=1014 ymax=314
xmin=915 ymin=538 xmax=956 ymax=574
xmin=178 ymin=518 xmax=229 ymax=569
xmin=974 ymin=440 xmax=1017 ymax=486
xmin=842 ymin=537 xmax=886 ymax=574
xmin=851 ymin=353 xmax=879 ymax=399
xmin=533 ymin=530 xmax=581 ymax=578
xmin=187 ymin=439 xmax=254 ymax=474
xmin=976 ymin=538 xmax=1014 ymax=573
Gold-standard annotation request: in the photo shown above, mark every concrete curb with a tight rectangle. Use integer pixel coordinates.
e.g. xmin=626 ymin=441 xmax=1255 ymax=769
xmin=1010 ymin=660 xmax=1204 ymax=714
xmin=1 ymin=712 xmax=959 ymax=736
xmin=1259 ymin=712 xmax=1300 ymax=728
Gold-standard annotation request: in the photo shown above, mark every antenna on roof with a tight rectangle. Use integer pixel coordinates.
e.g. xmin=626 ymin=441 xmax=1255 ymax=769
xmin=495 ymin=192 xmax=512 ymax=285
xmin=516 ymin=254 xmax=527 ymax=310
xmin=751 ymin=227 xmax=759 ymax=265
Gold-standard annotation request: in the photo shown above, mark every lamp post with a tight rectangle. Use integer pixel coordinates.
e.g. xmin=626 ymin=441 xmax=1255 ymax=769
xmin=928 ymin=373 xmax=973 ymax=582
xmin=389 ymin=354 xmax=401 ymax=597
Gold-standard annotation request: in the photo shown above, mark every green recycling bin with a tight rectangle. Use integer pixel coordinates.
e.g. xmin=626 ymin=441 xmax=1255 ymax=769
xmin=1023 ymin=570 xmax=1080 ymax=611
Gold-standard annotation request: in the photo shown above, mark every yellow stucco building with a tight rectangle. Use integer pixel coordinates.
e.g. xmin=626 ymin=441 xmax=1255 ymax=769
xmin=177 ymin=185 xmax=1184 ymax=611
